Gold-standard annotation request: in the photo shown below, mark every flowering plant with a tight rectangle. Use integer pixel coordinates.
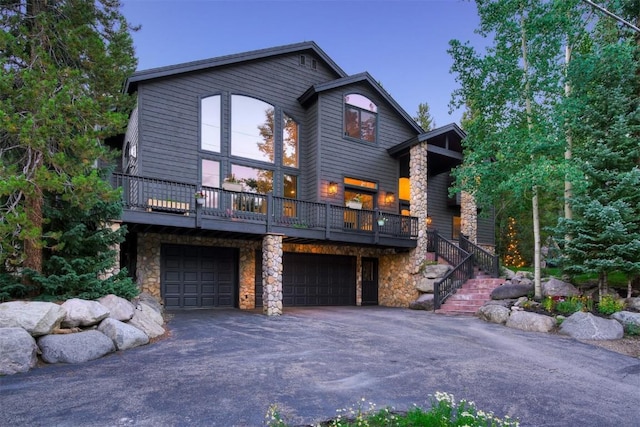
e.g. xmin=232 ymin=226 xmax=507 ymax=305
xmin=194 ymin=190 xmax=206 ymax=199
xmin=350 ymin=194 xmax=363 ymax=203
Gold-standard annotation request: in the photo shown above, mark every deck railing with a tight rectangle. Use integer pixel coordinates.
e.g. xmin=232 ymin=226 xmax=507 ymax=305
xmin=459 ymin=234 xmax=500 ymax=277
xmin=111 ymin=173 xmax=418 ymax=239
xmin=430 ymin=231 xmax=475 ymax=310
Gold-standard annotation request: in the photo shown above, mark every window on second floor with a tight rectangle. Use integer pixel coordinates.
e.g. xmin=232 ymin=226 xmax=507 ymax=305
xmin=231 ymin=95 xmax=275 ymax=163
xmin=201 ymin=95 xmax=221 ymax=152
xmin=344 ymin=93 xmax=377 ymax=143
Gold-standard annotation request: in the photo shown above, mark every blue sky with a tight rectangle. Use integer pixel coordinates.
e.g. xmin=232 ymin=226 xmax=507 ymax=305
xmin=121 ymin=0 xmax=486 ymax=126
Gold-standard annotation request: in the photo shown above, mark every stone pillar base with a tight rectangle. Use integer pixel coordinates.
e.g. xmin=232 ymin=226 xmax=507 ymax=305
xmin=262 ymin=234 xmax=283 ymax=316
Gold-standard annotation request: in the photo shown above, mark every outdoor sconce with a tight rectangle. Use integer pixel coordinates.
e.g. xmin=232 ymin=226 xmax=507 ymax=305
xmin=328 ymin=181 xmax=338 ymax=195
xmin=426 ymin=216 xmax=433 ymax=227
xmin=385 ymin=192 xmax=395 ymax=204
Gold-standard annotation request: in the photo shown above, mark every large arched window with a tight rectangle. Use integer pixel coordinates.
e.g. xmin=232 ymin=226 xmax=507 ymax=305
xmin=231 ymin=95 xmax=274 ymax=163
xmin=344 ymin=93 xmax=377 ymax=143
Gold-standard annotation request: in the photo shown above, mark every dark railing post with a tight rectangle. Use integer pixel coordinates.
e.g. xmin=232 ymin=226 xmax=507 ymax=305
xmin=325 ymin=202 xmax=331 ymax=239
xmin=266 ymin=193 xmax=273 ymax=233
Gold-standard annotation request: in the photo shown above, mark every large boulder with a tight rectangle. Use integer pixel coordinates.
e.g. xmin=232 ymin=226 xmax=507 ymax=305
xmin=491 ymin=283 xmax=532 ymax=300
xmin=506 ymin=311 xmax=556 ymax=333
xmin=415 ymin=265 xmax=452 ymax=293
xmin=98 ymin=318 xmax=149 ymax=350
xmin=0 ymin=327 xmax=38 ymax=375
xmin=559 ymin=312 xmax=624 ymax=340
xmin=626 ymin=297 xmax=640 ymax=311
xmin=129 ymin=308 xmax=165 ymax=339
xmin=61 ymin=299 xmax=110 ymax=328
xmin=408 ymin=294 xmax=434 ymax=311
xmin=477 ymin=304 xmax=510 ymax=325
xmin=37 ymin=330 xmax=115 ymax=364
xmin=611 ymin=311 xmax=640 ymax=328
xmin=98 ymin=294 xmax=135 ymax=321
xmin=0 ymin=301 xmax=66 ymax=336
xmin=542 ymin=277 xmax=580 ymax=297
xmin=134 ymin=293 xmax=164 ymax=316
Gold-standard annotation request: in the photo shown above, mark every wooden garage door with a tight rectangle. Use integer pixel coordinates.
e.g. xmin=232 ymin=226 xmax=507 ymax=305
xmin=161 ymin=245 xmax=236 ymax=308
xmin=255 ymin=252 xmax=356 ymax=307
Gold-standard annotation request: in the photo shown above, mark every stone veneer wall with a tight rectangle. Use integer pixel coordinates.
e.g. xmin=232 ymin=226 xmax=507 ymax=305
xmin=461 ymin=191 xmax=478 ymax=243
xmin=100 ymin=221 xmax=122 ymax=280
xmin=135 ymin=231 xmax=419 ymax=309
xmin=409 ymin=143 xmax=429 ymax=273
xmin=262 ymin=234 xmax=283 ymax=316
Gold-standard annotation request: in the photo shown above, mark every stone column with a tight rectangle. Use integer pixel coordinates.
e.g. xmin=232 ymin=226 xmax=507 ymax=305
xmin=409 ymin=142 xmax=429 ymax=273
xmin=262 ymin=234 xmax=283 ymax=316
xmin=460 ymin=191 xmax=478 ymax=243
xmin=99 ymin=220 xmax=122 ymax=280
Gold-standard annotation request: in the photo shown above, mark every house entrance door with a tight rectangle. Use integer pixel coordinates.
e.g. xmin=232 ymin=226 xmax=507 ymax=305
xmin=361 ymin=257 xmax=378 ymax=305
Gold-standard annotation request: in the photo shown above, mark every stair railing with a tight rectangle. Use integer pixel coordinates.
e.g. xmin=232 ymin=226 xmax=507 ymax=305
xmin=430 ymin=231 xmax=475 ymax=310
xmin=459 ymin=234 xmax=500 ymax=278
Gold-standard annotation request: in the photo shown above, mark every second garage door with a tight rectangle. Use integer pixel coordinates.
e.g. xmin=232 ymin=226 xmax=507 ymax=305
xmin=256 ymin=252 xmax=356 ymax=306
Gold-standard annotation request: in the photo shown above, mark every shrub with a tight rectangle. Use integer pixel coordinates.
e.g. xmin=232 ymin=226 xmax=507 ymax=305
xmin=556 ymin=296 xmax=584 ymax=315
xmin=624 ymin=323 xmax=640 ymax=336
xmin=597 ymin=295 xmax=624 ymax=315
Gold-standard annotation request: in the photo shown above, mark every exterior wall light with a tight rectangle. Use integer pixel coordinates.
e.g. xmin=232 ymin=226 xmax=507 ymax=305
xmin=385 ymin=192 xmax=395 ymax=204
xmin=328 ymin=181 xmax=338 ymax=195
xmin=426 ymin=216 xmax=433 ymax=227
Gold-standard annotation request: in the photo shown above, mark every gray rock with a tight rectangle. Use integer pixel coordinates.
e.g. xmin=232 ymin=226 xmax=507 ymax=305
xmin=61 ymin=298 xmax=110 ymax=328
xmin=135 ymin=293 xmax=164 ymax=316
xmin=502 ymin=267 xmax=516 ymax=280
xmin=519 ymin=277 xmax=533 ymax=287
xmin=98 ymin=294 xmax=135 ymax=321
xmin=129 ymin=308 xmax=165 ymax=339
xmin=135 ymin=300 xmax=164 ymax=327
xmin=0 ymin=327 xmax=38 ymax=375
xmin=422 ymin=264 xmax=452 ymax=279
xmin=542 ymin=277 xmax=580 ymax=297
xmin=98 ymin=318 xmax=149 ymax=350
xmin=506 ymin=311 xmax=556 ymax=333
xmin=37 ymin=330 xmax=115 ymax=364
xmin=0 ymin=301 xmax=66 ymax=336
xmin=415 ymin=277 xmax=437 ymax=293
xmin=408 ymin=294 xmax=434 ymax=311
xmin=491 ymin=283 xmax=532 ymax=300
xmin=559 ymin=312 xmax=624 ymax=340
xmin=625 ymin=297 xmax=640 ymax=311
xmin=477 ymin=305 xmax=510 ymax=324
xmin=611 ymin=311 xmax=640 ymax=328
xmin=484 ymin=299 xmax=516 ymax=308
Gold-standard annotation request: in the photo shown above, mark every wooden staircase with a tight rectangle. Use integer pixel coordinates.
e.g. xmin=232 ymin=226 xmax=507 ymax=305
xmin=435 ymin=271 xmax=504 ymax=315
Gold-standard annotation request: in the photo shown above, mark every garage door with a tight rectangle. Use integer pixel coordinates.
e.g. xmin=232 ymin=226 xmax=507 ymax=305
xmin=161 ymin=244 xmax=236 ymax=308
xmin=256 ymin=252 xmax=356 ymax=306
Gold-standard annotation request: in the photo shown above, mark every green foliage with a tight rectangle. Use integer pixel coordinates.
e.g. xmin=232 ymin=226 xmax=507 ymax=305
xmin=542 ymin=296 xmax=555 ymax=312
xmin=556 ymin=296 xmax=585 ymax=315
xmin=266 ymin=393 xmax=519 ymax=427
xmin=624 ymin=323 xmax=640 ymax=337
xmin=597 ymin=295 xmax=624 ymax=315
xmin=414 ymin=102 xmax=436 ymax=131
xmin=0 ymin=273 xmax=31 ymax=302
xmin=0 ymin=0 xmax=137 ymax=272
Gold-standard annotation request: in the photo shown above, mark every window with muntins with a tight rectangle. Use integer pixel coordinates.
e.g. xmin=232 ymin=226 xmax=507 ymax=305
xmin=344 ymin=93 xmax=377 ymax=143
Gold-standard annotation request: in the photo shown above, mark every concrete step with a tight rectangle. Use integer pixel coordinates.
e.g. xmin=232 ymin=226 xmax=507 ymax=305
xmin=436 ymin=276 xmax=503 ymax=316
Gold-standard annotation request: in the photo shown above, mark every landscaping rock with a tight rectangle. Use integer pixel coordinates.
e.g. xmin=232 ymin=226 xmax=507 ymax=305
xmin=415 ymin=265 xmax=451 ymax=293
xmin=135 ymin=300 xmax=164 ymax=327
xmin=0 ymin=328 xmax=38 ymax=375
xmin=98 ymin=294 xmax=135 ymax=321
xmin=38 ymin=330 xmax=115 ymax=364
xmin=559 ymin=312 xmax=624 ymax=340
xmin=477 ymin=305 xmax=510 ymax=324
xmin=408 ymin=294 xmax=434 ymax=311
xmin=506 ymin=311 xmax=556 ymax=333
xmin=626 ymin=297 xmax=640 ymax=311
xmin=484 ymin=299 xmax=515 ymax=308
xmin=502 ymin=267 xmax=516 ymax=280
xmin=129 ymin=308 xmax=165 ymax=339
xmin=542 ymin=277 xmax=580 ymax=297
xmin=135 ymin=292 xmax=164 ymax=316
xmin=491 ymin=283 xmax=533 ymax=300
xmin=61 ymin=298 xmax=110 ymax=328
xmin=611 ymin=311 xmax=640 ymax=328
xmin=0 ymin=301 xmax=66 ymax=336
xmin=98 ymin=318 xmax=149 ymax=350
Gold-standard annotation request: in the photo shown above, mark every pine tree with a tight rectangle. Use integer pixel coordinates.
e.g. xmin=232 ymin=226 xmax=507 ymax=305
xmin=0 ymin=1 xmax=137 ymax=297
xmin=414 ymin=102 xmax=436 ymax=131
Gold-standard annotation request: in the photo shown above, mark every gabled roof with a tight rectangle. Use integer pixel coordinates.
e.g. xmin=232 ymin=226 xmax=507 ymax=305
xmin=298 ymin=72 xmax=423 ymax=134
xmin=124 ymin=41 xmax=347 ymax=93
xmin=387 ymin=123 xmax=466 ymax=157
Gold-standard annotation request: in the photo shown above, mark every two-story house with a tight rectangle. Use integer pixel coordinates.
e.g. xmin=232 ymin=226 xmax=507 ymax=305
xmin=109 ymin=41 xmax=495 ymax=315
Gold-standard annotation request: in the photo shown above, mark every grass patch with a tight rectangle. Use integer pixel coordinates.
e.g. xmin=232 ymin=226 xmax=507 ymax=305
xmin=266 ymin=393 xmax=519 ymax=427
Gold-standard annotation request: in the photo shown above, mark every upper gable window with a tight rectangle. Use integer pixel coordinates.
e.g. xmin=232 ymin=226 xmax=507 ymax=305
xmin=344 ymin=94 xmax=377 ymax=143
xmin=201 ymin=95 xmax=221 ymax=152
xmin=231 ymin=95 xmax=275 ymax=163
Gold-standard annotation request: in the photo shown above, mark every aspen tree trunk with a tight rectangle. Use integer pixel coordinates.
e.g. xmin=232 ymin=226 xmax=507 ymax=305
xmin=521 ymin=11 xmax=542 ymax=299
xmin=564 ymin=44 xmax=573 ymax=222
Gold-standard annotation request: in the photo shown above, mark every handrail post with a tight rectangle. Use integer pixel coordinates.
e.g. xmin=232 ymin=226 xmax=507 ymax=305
xmin=325 ymin=202 xmax=331 ymax=239
xmin=266 ymin=193 xmax=273 ymax=233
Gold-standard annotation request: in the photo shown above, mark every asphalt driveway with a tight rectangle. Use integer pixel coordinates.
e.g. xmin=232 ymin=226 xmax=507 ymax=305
xmin=1 ymin=307 xmax=639 ymax=426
